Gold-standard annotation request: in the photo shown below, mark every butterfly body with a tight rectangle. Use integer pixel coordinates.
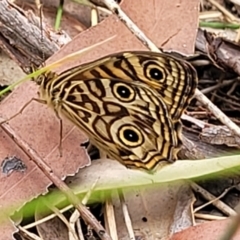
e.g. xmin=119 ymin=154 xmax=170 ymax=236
xmin=38 ymin=51 xmax=198 ymax=172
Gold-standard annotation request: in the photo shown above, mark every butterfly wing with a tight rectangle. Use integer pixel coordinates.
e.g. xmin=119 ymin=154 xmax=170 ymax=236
xmin=40 ymin=51 xmax=197 ymax=171
xmin=41 ymin=75 xmax=181 ymax=171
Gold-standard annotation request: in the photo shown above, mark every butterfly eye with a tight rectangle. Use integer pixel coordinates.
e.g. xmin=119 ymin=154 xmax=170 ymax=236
xmin=119 ymin=125 xmax=143 ymax=147
xmin=113 ymin=82 xmax=135 ymax=102
xmin=149 ymin=68 xmax=163 ymax=80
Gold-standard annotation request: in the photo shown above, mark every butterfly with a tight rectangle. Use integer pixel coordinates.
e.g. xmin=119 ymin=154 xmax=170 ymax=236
xmin=37 ymin=51 xmax=198 ymax=172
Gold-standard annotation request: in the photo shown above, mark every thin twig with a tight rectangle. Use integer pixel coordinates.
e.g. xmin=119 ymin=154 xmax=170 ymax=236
xmin=100 ymin=0 xmax=159 ymax=51
xmin=104 ymin=197 xmax=118 ymax=240
xmin=194 ymin=213 xmax=227 ymax=221
xmin=91 ymin=7 xmax=99 ymax=26
xmin=191 ymin=182 xmax=237 ymax=217
xmin=18 ymin=226 xmax=42 ymax=240
xmin=207 ymin=0 xmax=240 ymax=22
xmin=118 ymin=189 xmax=135 ymax=240
xmin=76 ymin=219 xmax=85 ymax=240
xmin=194 ymin=185 xmax=236 ymax=213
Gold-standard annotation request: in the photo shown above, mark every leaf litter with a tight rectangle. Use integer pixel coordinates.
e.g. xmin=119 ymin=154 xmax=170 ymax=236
xmin=2 ymin=0 xmax=240 ymax=239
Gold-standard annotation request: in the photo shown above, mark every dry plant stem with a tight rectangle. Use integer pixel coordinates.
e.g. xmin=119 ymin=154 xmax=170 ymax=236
xmin=76 ymin=219 xmax=85 ymax=240
xmin=194 ymin=90 xmax=240 ymax=136
xmin=0 ymin=123 xmax=112 ymax=240
xmin=191 ymin=182 xmax=237 ymax=216
xmin=199 ymin=11 xmax=222 ymax=20
xmin=104 ymin=198 xmax=118 ymax=240
xmin=194 ymin=186 xmax=235 ymax=213
xmin=206 ymin=0 xmax=239 ymax=22
xmin=118 ymin=190 xmax=135 ymax=240
xmin=195 ymin=213 xmax=227 ymax=221
xmin=101 ymin=0 xmax=240 ymax=138
xmin=91 ymin=7 xmax=98 ymax=26
xmin=181 ymin=114 xmax=207 ymax=129
xmin=100 ymin=0 xmax=159 ymax=52
xmin=18 ymin=225 xmax=42 ymax=240
xmin=201 ymin=79 xmax=236 ymax=95
xmin=190 ymin=194 xmax=196 ymax=225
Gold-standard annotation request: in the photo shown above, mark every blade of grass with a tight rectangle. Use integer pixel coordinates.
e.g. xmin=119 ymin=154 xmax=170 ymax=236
xmin=55 ymin=0 xmax=64 ymax=31
xmin=0 ymin=35 xmax=115 ymax=97
xmin=200 ymin=21 xmax=240 ymax=29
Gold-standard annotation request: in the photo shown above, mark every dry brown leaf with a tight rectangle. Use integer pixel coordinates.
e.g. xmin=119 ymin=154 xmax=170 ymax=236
xmin=48 ymin=0 xmax=199 ymax=71
xmin=170 ymin=219 xmax=240 ymax=240
xmin=0 ymin=0 xmax=199 ymax=238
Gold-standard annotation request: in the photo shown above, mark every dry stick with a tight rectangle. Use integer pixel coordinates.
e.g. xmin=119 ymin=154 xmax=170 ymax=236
xmin=191 ymin=182 xmax=237 ymax=217
xmin=195 ymin=213 xmax=227 ymax=221
xmin=76 ymin=219 xmax=85 ymax=240
xmin=1 ymin=123 xmax=112 ymax=240
xmin=194 ymin=185 xmax=236 ymax=213
xmin=91 ymin=8 xmax=99 ymax=26
xmin=104 ymin=198 xmax=118 ymax=240
xmin=0 ymin=0 xmax=62 ymax=66
xmin=118 ymin=189 xmax=135 ymax=240
xmin=207 ymin=0 xmax=239 ymax=22
xmin=99 ymin=0 xmax=159 ymax=52
xmin=100 ymin=0 xmax=240 ymax=137
xmin=18 ymin=226 xmax=42 ymax=240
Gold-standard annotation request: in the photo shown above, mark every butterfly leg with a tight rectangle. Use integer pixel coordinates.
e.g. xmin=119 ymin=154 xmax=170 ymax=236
xmin=53 ymin=109 xmax=63 ymax=157
xmin=0 ymin=98 xmax=46 ymax=124
xmin=0 ymin=98 xmax=64 ymax=158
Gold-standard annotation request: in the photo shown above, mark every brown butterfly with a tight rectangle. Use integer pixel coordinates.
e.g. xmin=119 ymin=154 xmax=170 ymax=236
xmin=38 ymin=51 xmax=198 ymax=172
